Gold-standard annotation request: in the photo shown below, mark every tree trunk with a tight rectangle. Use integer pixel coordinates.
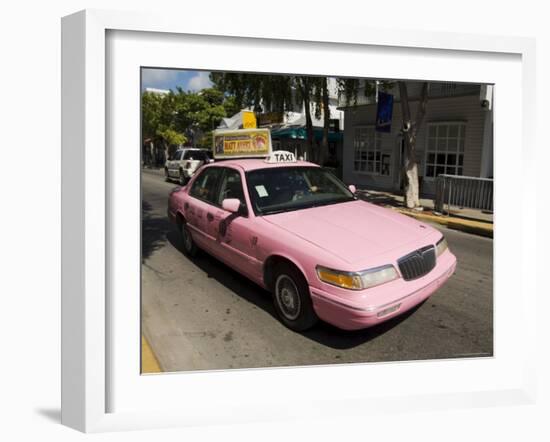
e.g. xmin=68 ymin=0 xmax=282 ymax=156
xmin=404 ymin=162 xmax=420 ymax=208
xmin=398 ymin=81 xmax=428 ymax=209
xmin=319 ymin=77 xmax=330 ymax=166
xmin=301 ymin=78 xmax=314 ymax=162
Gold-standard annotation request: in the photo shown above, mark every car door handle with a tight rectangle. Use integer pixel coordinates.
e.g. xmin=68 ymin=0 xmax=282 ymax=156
xmin=206 ymin=213 xmax=214 ymax=222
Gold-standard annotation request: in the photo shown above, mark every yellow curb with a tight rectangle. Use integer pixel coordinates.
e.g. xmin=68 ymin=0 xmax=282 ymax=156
xmin=141 ymin=335 xmax=162 ymax=374
xmin=394 ymin=208 xmax=493 ymax=238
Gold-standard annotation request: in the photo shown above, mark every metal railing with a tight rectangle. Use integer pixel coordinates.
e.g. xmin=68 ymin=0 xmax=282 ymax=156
xmin=434 ymin=174 xmax=493 ymax=214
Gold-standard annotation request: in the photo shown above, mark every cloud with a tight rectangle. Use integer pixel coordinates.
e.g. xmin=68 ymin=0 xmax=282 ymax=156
xmin=141 ymin=69 xmax=179 ymax=88
xmin=141 ymin=69 xmax=213 ymax=92
xmin=187 ymin=72 xmax=212 ymax=92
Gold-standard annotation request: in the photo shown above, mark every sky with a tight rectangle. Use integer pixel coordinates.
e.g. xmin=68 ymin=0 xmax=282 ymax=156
xmin=141 ymin=68 xmax=213 ymax=92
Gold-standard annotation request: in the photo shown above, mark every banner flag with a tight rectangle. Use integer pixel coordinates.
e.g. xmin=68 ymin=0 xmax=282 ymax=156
xmin=376 ymin=91 xmax=394 ymax=133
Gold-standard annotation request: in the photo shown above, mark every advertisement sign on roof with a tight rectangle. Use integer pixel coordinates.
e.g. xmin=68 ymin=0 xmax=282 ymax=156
xmin=212 ymin=128 xmax=272 ymax=159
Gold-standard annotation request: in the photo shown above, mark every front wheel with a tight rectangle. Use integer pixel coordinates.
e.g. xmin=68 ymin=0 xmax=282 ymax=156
xmin=272 ymin=263 xmax=318 ymax=331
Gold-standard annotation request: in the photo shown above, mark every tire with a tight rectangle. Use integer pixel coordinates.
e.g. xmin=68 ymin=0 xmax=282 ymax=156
xmin=179 ymin=169 xmax=188 ymax=186
xmin=271 ymin=262 xmax=318 ymax=331
xmin=180 ymin=221 xmax=198 ymax=257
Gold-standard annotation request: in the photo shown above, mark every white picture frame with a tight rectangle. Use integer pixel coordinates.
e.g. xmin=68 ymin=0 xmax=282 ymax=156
xmin=61 ymin=9 xmax=538 ymax=433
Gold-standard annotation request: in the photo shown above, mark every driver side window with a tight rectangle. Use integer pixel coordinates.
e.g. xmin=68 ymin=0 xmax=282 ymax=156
xmin=189 ymin=167 xmax=223 ymax=204
xmin=217 ymin=168 xmax=245 ymax=209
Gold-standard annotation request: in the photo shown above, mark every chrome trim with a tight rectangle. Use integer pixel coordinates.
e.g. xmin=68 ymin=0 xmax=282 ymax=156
xmin=397 ymin=245 xmax=436 ymax=281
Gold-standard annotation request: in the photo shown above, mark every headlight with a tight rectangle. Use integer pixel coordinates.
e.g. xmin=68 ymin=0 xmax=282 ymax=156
xmin=316 ymin=264 xmax=398 ymax=290
xmin=436 ymin=236 xmax=448 ymax=257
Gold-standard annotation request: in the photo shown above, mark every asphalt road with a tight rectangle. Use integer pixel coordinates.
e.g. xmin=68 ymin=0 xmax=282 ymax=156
xmin=141 ymin=169 xmax=493 ymax=372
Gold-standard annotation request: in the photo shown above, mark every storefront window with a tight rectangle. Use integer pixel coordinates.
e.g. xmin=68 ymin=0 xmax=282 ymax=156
xmin=353 ymin=126 xmax=382 ymax=174
xmin=424 ymin=122 xmax=465 ymax=178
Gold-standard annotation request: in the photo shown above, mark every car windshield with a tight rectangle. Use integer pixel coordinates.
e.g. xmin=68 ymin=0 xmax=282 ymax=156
xmin=246 ymin=167 xmax=355 ymax=216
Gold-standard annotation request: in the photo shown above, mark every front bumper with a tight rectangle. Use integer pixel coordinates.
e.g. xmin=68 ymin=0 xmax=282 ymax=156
xmin=309 ymin=250 xmax=457 ymax=330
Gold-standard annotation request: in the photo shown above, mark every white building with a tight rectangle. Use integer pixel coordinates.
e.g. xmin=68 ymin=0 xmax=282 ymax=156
xmin=339 ymin=81 xmax=493 ymax=196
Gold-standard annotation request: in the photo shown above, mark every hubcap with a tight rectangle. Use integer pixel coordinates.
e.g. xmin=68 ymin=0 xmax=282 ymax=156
xmin=275 ymin=275 xmax=301 ymax=320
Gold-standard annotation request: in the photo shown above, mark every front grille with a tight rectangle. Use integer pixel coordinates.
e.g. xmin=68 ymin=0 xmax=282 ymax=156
xmin=398 ymin=245 xmax=436 ymax=281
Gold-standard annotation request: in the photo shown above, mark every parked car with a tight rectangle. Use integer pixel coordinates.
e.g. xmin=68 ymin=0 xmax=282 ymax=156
xmin=168 ymin=151 xmax=457 ymax=332
xmin=164 ymin=148 xmax=213 ymax=185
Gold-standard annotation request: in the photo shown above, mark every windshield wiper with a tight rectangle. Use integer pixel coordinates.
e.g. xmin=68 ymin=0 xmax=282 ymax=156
xmin=260 ymin=207 xmax=300 ymax=216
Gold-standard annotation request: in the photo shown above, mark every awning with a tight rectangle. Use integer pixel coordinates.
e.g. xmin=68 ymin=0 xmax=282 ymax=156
xmin=270 ymin=126 xmax=343 ymax=143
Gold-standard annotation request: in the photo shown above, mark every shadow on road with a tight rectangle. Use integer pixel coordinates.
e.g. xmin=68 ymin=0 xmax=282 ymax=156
xmin=142 ymin=200 xmax=173 ymax=262
xmin=163 ymin=227 xmax=424 ymax=350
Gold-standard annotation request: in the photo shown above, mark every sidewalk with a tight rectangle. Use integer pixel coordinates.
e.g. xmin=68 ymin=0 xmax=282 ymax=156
xmin=357 ymin=189 xmax=493 ymax=238
xmin=142 ymin=166 xmax=165 ymax=176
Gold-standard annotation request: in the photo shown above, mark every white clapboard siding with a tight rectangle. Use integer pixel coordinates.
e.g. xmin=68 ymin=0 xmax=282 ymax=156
xmin=342 ymin=93 xmax=488 ymax=197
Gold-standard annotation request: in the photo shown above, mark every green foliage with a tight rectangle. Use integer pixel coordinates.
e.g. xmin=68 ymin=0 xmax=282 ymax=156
xmin=142 ymin=91 xmax=172 ymax=140
xmin=142 ymin=86 xmax=235 ymax=150
xmin=198 ymin=130 xmax=214 ymax=149
xmin=210 ymin=72 xmax=294 ymax=113
xmin=156 ymin=128 xmax=187 ymax=146
xmin=172 ymin=87 xmax=228 ymax=133
xmin=222 ymin=95 xmax=240 ymax=117
xmin=336 ymin=78 xmax=380 ymax=106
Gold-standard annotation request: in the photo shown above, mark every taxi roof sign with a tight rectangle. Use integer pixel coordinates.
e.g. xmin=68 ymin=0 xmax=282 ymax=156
xmin=264 ymin=150 xmax=297 ymax=164
xmin=212 ymin=128 xmax=272 ymax=159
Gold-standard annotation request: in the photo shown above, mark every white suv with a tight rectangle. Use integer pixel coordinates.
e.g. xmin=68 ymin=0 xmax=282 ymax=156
xmin=164 ymin=148 xmax=213 ymax=185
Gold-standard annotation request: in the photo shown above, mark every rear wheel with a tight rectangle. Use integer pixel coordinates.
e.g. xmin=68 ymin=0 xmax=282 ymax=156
xmin=180 ymin=221 xmax=197 ymax=257
xmin=179 ymin=169 xmax=187 ymax=185
xmin=272 ymin=262 xmax=318 ymax=331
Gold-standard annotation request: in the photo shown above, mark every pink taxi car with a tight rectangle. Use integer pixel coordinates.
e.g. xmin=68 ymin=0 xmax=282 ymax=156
xmin=168 ymin=152 xmax=457 ymax=331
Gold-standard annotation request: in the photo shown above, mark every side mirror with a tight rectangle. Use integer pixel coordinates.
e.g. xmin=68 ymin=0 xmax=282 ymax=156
xmin=348 ymin=184 xmax=357 ymax=194
xmin=222 ymin=198 xmax=241 ymax=213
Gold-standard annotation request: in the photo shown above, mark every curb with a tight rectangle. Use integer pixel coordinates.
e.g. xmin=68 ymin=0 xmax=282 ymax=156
xmin=393 ymin=208 xmax=493 ymax=238
xmin=141 ymin=335 xmax=162 ymax=374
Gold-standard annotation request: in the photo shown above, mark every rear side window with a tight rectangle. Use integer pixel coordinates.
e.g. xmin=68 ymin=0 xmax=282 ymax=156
xmin=185 ymin=150 xmax=212 ymax=162
xmin=195 ymin=151 xmax=208 ymax=161
xmin=183 ymin=150 xmax=196 ymax=160
xmin=189 ymin=167 xmax=223 ymax=204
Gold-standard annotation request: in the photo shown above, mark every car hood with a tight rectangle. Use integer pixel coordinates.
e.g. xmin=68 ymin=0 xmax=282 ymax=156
xmin=262 ymin=200 xmax=435 ymax=264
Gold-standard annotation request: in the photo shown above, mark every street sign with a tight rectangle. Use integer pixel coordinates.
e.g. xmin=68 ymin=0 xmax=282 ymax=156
xmin=258 ymin=112 xmax=283 ymax=126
